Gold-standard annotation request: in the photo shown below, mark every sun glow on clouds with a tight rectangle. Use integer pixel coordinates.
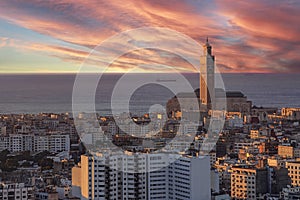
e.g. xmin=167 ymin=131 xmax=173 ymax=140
xmin=0 ymin=0 xmax=299 ymax=73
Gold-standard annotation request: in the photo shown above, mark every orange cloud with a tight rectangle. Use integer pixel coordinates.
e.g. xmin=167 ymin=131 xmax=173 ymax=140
xmin=215 ymin=0 xmax=300 ymax=72
xmin=0 ymin=0 xmax=299 ymax=73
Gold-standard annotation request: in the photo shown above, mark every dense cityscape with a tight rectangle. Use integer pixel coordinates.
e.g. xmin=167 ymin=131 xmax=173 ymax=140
xmin=0 ymin=41 xmax=299 ymax=200
xmin=2 ymin=106 xmax=300 ymax=199
xmin=1 ymin=1 xmax=299 ymax=199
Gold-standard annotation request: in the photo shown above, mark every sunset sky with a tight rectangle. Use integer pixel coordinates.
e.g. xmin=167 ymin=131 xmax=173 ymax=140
xmin=0 ymin=0 xmax=299 ymax=73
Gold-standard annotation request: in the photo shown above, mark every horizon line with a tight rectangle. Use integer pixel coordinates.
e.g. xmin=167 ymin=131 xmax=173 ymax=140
xmin=0 ymin=72 xmax=299 ymax=75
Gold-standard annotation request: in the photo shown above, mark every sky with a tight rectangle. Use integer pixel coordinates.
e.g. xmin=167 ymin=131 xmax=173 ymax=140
xmin=0 ymin=0 xmax=299 ymax=73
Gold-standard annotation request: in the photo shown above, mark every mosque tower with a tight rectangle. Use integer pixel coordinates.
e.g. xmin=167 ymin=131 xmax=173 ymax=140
xmin=200 ymin=38 xmax=215 ymax=109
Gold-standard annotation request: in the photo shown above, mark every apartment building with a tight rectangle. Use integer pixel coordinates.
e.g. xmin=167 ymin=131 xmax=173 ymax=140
xmin=0 ymin=134 xmax=70 ymax=153
xmin=0 ymin=182 xmax=34 ymax=200
xmin=230 ymin=167 xmax=268 ymax=200
xmin=72 ymin=153 xmax=210 ymax=200
xmin=286 ymin=161 xmax=300 ymax=187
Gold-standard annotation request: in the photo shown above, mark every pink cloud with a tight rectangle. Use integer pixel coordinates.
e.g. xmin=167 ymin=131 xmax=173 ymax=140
xmin=0 ymin=0 xmax=299 ymax=73
xmin=0 ymin=37 xmax=9 ymax=48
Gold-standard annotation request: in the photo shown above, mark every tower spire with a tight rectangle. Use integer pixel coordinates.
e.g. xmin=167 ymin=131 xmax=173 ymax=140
xmin=205 ymin=37 xmax=210 ymax=46
xmin=203 ymin=37 xmax=212 ymax=55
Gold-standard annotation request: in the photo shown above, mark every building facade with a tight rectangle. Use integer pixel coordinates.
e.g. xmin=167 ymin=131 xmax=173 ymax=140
xmin=230 ymin=167 xmax=268 ymax=200
xmin=72 ymin=153 xmax=211 ymax=200
xmin=0 ymin=134 xmax=70 ymax=153
xmin=0 ymin=182 xmax=34 ymax=200
xmin=286 ymin=161 xmax=300 ymax=187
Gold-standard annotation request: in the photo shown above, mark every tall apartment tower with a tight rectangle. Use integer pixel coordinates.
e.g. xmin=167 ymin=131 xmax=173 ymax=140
xmin=72 ymin=153 xmax=211 ymax=200
xmin=200 ymin=38 xmax=215 ymax=109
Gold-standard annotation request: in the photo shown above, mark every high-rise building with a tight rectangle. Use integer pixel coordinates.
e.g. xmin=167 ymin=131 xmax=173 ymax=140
xmin=72 ymin=153 xmax=211 ymax=200
xmin=166 ymin=155 xmax=211 ymax=200
xmin=200 ymin=38 xmax=215 ymax=109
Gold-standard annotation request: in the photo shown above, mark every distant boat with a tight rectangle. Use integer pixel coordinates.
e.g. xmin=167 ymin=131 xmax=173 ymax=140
xmin=156 ymin=78 xmax=176 ymax=82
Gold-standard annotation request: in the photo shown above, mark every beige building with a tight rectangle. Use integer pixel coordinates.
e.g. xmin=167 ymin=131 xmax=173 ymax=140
xmin=278 ymin=145 xmax=300 ymax=159
xmin=286 ymin=161 xmax=300 ymax=186
xmin=278 ymin=145 xmax=294 ymax=158
xmin=282 ymin=108 xmax=300 ymax=120
xmin=230 ymin=167 xmax=267 ymax=200
xmin=71 ymin=163 xmax=82 ymax=199
xmin=250 ymin=129 xmax=260 ymax=139
xmin=72 ymin=155 xmax=91 ymax=199
xmin=268 ymin=157 xmax=286 ymax=168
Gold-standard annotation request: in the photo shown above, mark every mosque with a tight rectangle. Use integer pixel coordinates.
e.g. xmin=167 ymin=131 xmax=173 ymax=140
xmin=167 ymin=38 xmax=252 ymax=118
xmin=200 ymin=38 xmax=252 ymax=115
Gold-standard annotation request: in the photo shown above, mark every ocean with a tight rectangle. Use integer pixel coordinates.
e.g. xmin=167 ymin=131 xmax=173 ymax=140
xmin=0 ymin=73 xmax=299 ymax=114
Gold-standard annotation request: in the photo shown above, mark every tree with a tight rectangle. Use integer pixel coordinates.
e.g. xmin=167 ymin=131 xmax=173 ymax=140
xmin=38 ymin=158 xmax=53 ymax=170
xmin=0 ymin=149 xmax=10 ymax=162
xmin=21 ymin=161 xmax=32 ymax=167
xmin=33 ymin=151 xmax=51 ymax=162
xmin=1 ymin=158 xmax=19 ymax=172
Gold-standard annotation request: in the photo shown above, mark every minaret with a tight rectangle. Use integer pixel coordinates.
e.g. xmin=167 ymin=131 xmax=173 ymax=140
xmin=200 ymin=37 xmax=215 ymax=109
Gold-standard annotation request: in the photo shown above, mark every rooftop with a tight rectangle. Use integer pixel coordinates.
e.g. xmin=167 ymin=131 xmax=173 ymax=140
xmin=226 ymin=91 xmax=245 ymax=98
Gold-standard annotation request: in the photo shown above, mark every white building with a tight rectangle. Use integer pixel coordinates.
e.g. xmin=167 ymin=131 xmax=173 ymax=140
xmin=0 ymin=134 xmax=70 ymax=153
xmin=168 ymin=155 xmax=211 ymax=200
xmin=48 ymin=134 xmax=70 ymax=153
xmin=0 ymin=182 xmax=34 ymax=200
xmin=10 ymin=134 xmax=23 ymax=152
xmin=0 ymin=136 xmax=9 ymax=151
xmin=72 ymin=153 xmax=211 ymax=200
xmin=34 ymin=135 xmax=49 ymax=152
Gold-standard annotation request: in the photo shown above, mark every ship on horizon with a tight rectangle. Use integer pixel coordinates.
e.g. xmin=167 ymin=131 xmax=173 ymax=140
xmin=156 ymin=78 xmax=177 ymax=82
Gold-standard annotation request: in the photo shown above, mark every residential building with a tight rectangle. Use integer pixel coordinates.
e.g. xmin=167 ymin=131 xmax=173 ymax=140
xmin=72 ymin=153 xmax=211 ymax=200
xmin=278 ymin=145 xmax=294 ymax=158
xmin=0 ymin=134 xmax=70 ymax=153
xmin=231 ymin=167 xmax=268 ymax=200
xmin=0 ymin=182 xmax=34 ymax=200
xmin=286 ymin=161 xmax=300 ymax=186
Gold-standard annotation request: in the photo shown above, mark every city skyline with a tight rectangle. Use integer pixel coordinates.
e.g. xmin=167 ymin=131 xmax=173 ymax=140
xmin=0 ymin=0 xmax=299 ymax=73
xmin=1 ymin=1 xmax=300 ymax=200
